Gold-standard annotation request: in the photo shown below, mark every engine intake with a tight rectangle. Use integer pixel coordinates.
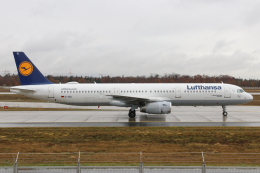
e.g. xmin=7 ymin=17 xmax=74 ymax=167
xmin=140 ymin=102 xmax=171 ymax=114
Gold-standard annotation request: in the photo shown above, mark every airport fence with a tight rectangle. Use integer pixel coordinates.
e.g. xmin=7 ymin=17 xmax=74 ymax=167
xmin=1 ymin=152 xmax=260 ymax=173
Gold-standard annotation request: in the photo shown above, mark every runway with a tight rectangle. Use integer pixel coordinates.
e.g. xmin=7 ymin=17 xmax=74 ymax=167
xmin=1 ymin=106 xmax=260 ymax=127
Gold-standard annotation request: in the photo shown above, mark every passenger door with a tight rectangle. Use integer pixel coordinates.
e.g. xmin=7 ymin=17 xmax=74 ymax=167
xmin=224 ymin=86 xmax=231 ymax=98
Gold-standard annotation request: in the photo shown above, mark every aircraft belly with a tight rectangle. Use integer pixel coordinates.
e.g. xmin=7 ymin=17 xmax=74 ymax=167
xmin=173 ymin=99 xmax=245 ymax=106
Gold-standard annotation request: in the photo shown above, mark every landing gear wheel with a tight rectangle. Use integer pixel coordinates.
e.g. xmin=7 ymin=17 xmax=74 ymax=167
xmin=223 ymin=111 xmax=228 ymax=116
xmin=128 ymin=109 xmax=136 ymax=118
xmin=222 ymin=105 xmax=228 ymax=117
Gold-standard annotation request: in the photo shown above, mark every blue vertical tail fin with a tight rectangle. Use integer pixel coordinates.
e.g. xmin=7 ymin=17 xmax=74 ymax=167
xmin=13 ymin=52 xmax=53 ymax=85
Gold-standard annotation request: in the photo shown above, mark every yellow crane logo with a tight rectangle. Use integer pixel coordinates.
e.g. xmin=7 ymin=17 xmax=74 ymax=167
xmin=19 ymin=61 xmax=33 ymax=76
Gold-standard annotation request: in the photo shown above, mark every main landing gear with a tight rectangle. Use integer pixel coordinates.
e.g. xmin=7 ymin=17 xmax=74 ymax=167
xmin=128 ymin=109 xmax=136 ymax=118
xmin=128 ymin=105 xmax=138 ymax=118
xmin=222 ymin=105 xmax=228 ymax=116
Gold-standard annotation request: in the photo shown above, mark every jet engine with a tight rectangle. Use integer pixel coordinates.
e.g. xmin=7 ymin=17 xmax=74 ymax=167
xmin=140 ymin=102 xmax=171 ymax=114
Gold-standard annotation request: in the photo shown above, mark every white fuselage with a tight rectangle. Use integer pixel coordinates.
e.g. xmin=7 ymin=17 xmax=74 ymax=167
xmin=10 ymin=83 xmax=253 ymax=107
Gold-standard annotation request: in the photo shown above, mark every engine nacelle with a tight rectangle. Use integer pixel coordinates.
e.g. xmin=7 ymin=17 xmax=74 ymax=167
xmin=140 ymin=102 xmax=171 ymax=114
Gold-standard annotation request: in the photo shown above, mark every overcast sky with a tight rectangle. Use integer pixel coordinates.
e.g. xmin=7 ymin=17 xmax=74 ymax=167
xmin=1 ymin=0 xmax=260 ymax=79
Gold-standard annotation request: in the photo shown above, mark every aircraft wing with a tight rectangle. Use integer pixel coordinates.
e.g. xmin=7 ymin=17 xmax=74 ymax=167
xmin=107 ymin=94 xmax=170 ymax=105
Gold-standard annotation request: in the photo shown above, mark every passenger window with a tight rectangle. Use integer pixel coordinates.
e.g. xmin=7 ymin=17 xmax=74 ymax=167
xmin=61 ymin=91 xmax=63 ymax=93
xmin=76 ymin=91 xmax=78 ymax=93
xmin=70 ymin=91 xmax=72 ymax=93
xmin=67 ymin=91 xmax=69 ymax=93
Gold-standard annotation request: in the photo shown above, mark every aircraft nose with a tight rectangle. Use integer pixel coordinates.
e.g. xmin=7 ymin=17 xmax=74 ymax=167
xmin=247 ymin=93 xmax=253 ymax=101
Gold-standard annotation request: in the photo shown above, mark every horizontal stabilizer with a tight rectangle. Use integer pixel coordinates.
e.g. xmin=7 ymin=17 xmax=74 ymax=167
xmin=10 ymin=87 xmax=36 ymax=93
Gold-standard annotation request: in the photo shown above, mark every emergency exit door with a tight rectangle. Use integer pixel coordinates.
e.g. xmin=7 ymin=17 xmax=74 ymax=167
xmin=175 ymin=88 xmax=181 ymax=98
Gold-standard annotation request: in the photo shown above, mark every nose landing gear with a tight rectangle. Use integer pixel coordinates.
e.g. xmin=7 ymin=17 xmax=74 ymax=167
xmin=222 ymin=105 xmax=228 ymax=116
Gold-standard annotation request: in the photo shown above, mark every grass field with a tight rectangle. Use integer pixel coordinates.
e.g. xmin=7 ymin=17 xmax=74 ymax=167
xmin=0 ymin=88 xmax=9 ymax=92
xmin=0 ymin=107 xmax=119 ymax=111
xmin=1 ymin=127 xmax=260 ymax=166
xmin=0 ymin=94 xmax=45 ymax=102
xmin=244 ymin=89 xmax=260 ymax=93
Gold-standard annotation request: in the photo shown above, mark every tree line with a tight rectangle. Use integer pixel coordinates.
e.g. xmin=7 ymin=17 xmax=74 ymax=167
xmin=1 ymin=74 xmax=259 ymax=87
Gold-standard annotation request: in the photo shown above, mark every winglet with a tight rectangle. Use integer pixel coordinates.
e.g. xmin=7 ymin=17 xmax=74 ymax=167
xmin=13 ymin=52 xmax=53 ymax=85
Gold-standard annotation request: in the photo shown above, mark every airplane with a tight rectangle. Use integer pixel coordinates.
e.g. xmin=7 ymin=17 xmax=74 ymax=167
xmin=10 ymin=52 xmax=253 ymax=118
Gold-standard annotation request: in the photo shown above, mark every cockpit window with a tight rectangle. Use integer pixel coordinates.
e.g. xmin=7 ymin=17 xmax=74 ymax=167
xmin=237 ymin=89 xmax=244 ymax=93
